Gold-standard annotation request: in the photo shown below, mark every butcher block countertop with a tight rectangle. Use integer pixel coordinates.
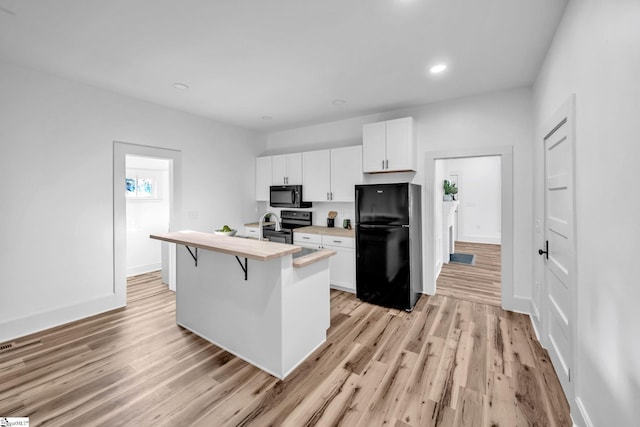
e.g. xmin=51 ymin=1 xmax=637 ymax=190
xmin=294 ymin=226 xmax=355 ymax=238
xmin=150 ymin=231 xmax=300 ymax=262
xmin=292 ymin=248 xmax=336 ymax=268
xmin=150 ymin=231 xmax=335 ymax=267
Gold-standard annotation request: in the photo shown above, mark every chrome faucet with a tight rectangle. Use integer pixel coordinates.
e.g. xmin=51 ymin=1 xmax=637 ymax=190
xmin=258 ymin=211 xmax=281 ymax=241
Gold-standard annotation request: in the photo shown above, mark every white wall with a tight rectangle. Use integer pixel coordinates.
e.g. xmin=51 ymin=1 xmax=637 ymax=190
xmin=264 ymin=87 xmax=533 ymax=308
xmin=0 ymin=60 xmax=263 ymax=342
xmin=532 ymin=1 xmax=640 ymax=425
xmin=126 ymin=156 xmax=170 ymax=277
xmin=444 ymin=156 xmax=501 ymax=244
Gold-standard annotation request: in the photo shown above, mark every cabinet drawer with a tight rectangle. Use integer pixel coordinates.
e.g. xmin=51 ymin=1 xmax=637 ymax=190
xmin=322 ymin=236 xmax=354 ymax=249
xmin=293 ymin=232 xmax=322 ymax=245
xmin=245 ymin=226 xmax=260 ymax=237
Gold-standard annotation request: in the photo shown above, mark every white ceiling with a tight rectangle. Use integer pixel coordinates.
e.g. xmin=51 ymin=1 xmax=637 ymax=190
xmin=0 ymin=0 xmax=567 ymax=132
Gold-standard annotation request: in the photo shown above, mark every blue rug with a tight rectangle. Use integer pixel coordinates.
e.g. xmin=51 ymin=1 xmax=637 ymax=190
xmin=450 ymin=253 xmax=476 ymax=265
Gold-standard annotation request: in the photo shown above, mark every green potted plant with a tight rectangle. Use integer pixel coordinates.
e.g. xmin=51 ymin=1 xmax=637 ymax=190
xmin=443 ymin=180 xmax=458 ymax=201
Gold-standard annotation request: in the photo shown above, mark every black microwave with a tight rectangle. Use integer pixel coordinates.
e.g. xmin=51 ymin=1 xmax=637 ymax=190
xmin=270 ymin=185 xmax=312 ymax=208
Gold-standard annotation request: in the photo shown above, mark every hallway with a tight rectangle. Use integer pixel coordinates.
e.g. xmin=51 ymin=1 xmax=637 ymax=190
xmin=437 ymin=241 xmax=501 ymax=307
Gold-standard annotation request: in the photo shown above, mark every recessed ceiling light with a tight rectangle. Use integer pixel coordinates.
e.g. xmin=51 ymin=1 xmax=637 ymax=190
xmin=429 ymin=64 xmax=447 ymax=74
xmin=172 ymin=82 xmax=190 ymax=90
xmin=261 ymin=116 xmax=273 ymax=121
xmin=332 ymin=99 xmax=346 ymax=106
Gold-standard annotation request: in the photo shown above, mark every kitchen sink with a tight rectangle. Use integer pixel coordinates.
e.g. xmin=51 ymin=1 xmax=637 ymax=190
xmin=292 ymin=247 xmax=319 ymax=259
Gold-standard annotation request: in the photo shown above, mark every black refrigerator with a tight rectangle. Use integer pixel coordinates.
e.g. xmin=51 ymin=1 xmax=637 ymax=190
xmin=355 ymin=183 xmax=422 ymax=311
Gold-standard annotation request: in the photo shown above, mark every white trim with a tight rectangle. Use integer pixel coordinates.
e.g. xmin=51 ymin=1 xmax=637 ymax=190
xmin=424 ymin=146 xmax=516 ymax=312
xmin=457 ymin=235 xmax=502 ymax=245
xmin=0 ymin=294 xmax=122 ymax=342
xmin=127 ymin=263 xmax=161 ymax=277
xmin=573 ymin=397 xmax=592 ymax=427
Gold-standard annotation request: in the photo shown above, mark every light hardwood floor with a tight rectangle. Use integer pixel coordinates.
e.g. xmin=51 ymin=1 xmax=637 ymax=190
xmin=0 ymin=271 xmax=570 ymax=426
xmin=437 ymin=241 xmax=502 ymax=307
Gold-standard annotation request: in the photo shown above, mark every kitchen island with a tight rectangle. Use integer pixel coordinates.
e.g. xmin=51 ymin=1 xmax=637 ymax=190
xmin=150 ymin=231 xmax=335 ymax=379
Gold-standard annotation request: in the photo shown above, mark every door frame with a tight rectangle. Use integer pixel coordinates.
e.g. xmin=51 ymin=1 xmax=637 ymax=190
xmin=424 ymin=146 xmax=518 ymax=311
xmin=113 ymin=141 xmax=182 ymax=304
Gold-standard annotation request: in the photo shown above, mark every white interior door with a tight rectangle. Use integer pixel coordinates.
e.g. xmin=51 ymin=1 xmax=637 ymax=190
xmin=541 ymin=96 xmax=575 ymax=399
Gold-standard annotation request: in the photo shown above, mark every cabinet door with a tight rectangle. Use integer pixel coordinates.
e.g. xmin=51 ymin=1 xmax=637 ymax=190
xmin=271 ymin=155 xmax=287 ymax=185
xmin=302 ymin=150 xmax=330 ymax=201
xmin=286 ymin=153 xmax=303 ymax=185
xmin=385 ymin=117 xmax=416 ymax=172
xmin=325 ymin=245 xmax=355 ymax=292
xmin=362 ymin=121 xmax=386 ymax=173
xmin=255 ymin=156 xmax=272 ymax=201
xmin=330 ymin=146 xmax=362 ymax=202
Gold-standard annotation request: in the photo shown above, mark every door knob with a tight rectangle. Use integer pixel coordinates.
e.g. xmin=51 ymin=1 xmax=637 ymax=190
xmin=538 ymin=240 xmax=549 ymax=259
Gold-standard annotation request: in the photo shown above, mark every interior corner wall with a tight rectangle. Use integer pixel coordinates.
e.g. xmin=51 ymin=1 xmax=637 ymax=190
xmin=265 ymin=87 xmax=534 ymax=308
xmin=0 ymin=59 xmax=264 ymax=342
xmin=532 ymin=1 xmax=640 ymax=425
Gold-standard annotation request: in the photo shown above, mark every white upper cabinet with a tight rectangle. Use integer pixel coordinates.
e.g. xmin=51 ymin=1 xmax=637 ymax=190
xmin=272 ymin=153 xmax=302 ymax=185
xmin=302 ymin=146 xmax=362 ymax=202
xmin=330 ymin=146 xmax=363 ymax=202
xmin=362 ymin=121 xmax=387 ymax=172
xmin=255 ymin=156 xmax=272 ymax=201
xmin=302 ymin=149 xmax=331 ymax=201
xmin=362 ymin=117 xmax=416 ymax=173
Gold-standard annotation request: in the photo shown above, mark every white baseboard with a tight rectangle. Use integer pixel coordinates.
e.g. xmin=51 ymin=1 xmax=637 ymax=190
xmin=503 ymin=295 xmax=531 ymax=315
xmin=0 ymin=293 xmax=124 ymax=343
xmin=127 ymin=262 xmax=161 ymax=277
xmin=458 ymin=235 xmax=501 ymax=245
xmin=529 ymin=301 xmax=542 ymax=342
xmin=330 ymin=284 xmax=355 ymax=294
xmin=573 ymin=397 xmax=593 ymax=427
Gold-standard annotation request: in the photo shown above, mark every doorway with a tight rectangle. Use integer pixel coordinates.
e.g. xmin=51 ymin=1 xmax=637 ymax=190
xmin=435 ymin=156 xmax=502 ymax=306
xmin=424 ymin=146 xmax=515 ymax=311
xmin=113 ymin=142 xmax=182 ymax=306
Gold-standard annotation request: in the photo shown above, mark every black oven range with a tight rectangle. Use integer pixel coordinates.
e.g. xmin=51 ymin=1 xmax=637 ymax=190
xmin=262 ymin=210 xmax=312 ymax=244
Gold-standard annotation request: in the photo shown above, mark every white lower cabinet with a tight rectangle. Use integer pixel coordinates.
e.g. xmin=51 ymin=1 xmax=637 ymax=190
xmin=293 ymin=232 xmax=355 ymax=293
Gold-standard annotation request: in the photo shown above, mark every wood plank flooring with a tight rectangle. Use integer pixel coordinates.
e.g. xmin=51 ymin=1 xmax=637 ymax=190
xmin=0 ymin=271 xmax=571 ymax=426
xmin=437 ymin=241 xmax=502 ymax=307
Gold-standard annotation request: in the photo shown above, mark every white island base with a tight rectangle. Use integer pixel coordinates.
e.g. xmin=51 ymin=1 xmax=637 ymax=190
xmin=176 ymin=245 xmax=330 ymax=380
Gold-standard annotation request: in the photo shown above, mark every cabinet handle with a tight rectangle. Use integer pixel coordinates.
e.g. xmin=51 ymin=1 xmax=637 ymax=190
xmin=330 ymin=192 xmax=333 ymax=200
xmin=385 ymin=159 xmax=388 ymax=169
xmin=381 ymin=160 xmax=385 ymax=169
xmin=327 ymin=192 xmax=330 ymax=200
xmin=333 ymin=240 xmax=342 ymax=243
xmin=303 ymin=236 xmax=310 ymax=240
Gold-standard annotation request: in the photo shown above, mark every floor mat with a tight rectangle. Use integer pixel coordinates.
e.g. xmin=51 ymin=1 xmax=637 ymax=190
xmin=450 ymin=253 xmax=476 ymax=265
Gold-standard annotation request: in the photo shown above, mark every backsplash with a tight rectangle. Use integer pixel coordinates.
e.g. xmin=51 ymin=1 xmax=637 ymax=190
xmin=255 ymin=201 xmax=355 ymax=229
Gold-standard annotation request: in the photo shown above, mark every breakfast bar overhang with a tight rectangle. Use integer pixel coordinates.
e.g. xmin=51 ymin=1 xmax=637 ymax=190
xmin=150 ymin=231 xmax=335 ymax=379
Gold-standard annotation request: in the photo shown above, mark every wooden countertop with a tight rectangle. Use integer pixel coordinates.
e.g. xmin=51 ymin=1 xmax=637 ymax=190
xmin=294 ymin=226 xmax=355 ymax=238
xmin=150 ymin=231 xmax=300 ymax=262
xmin=244 ymin=221 xmax=274 ymax=228
xmin=292 ymin=249 xmax=336 ymax=268
xmin=150 ymin=231 xmax=335 ymax=267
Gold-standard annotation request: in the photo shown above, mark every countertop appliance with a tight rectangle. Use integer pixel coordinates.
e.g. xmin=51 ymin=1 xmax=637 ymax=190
xmin=355 ymin=183 xmax=422 ymax=311
xmin=263 ymin=210 xmax=313 ymax=244
xmin=270 ymin=185 xmax=312 ymax=208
